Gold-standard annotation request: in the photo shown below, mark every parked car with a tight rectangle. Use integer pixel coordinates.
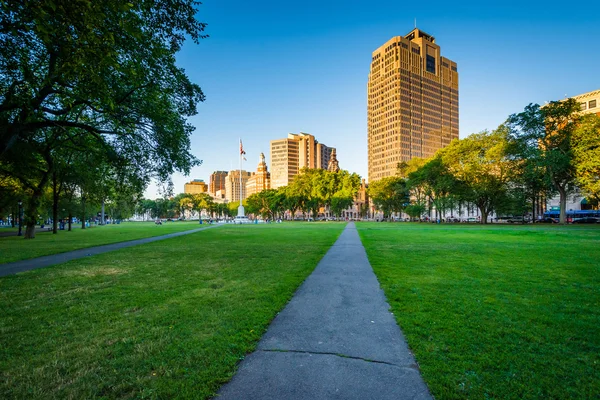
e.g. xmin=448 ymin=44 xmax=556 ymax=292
xmin=572 ymin=217 xmax=600 ymax=224
xmin=538 ymin=217 xmax=558 ymax=223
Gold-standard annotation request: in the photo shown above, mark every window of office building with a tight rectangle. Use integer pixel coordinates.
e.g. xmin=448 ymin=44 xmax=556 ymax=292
xmin=589 ymin=99 xmax=597 ymax=109
xmin=580 ymin=102 xmax=587 ymax=110
xmin=426 ymin=55 xmax=436 ymax=74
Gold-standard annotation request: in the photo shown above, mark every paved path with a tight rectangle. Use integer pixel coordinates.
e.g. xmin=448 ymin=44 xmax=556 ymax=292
xmin=0 ymin=225 xmax=218 ymax=277
xmin=217 ymin=222 xmax=431 ymax=400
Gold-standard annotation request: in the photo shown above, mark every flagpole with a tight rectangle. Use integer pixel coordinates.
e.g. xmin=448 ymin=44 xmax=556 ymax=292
xmin=238 ymin=138 xmax=245 ymax=217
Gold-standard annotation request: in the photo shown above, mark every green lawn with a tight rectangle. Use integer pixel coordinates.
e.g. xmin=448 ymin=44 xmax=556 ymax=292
xmin=0 ymin=223 xmax=344 ymax=399
xmin=357 ymin=222 xmax=600 ymax=399
xmin=0 ymin=221 xmax=208 ymax=264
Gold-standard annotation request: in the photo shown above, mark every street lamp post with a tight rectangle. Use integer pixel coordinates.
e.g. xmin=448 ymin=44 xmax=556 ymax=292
xmin=17 ymin=200 xmax=23 ymax=236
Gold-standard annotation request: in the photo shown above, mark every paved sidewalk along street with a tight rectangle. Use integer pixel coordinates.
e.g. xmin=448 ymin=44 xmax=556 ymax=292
xmin=218 ymin=222 xmax=432 ymax=399
xmin=0 ymin=225 xmax=219 ymax=277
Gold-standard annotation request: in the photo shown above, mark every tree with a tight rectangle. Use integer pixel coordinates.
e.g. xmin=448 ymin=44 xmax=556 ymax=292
xmin=0 ymin=0 xmax=206 ymax=237
xmin=367 ymin=176 xmax=409 ymax=220
xmin=572 ymin=113 xmax=600 ymax=205
xmin=508 ymin=100 xmax=581 ymax=224
xmin=246 ymin=189 xmax=279 ymax=220
xmin=404 ymin=203 xmax=426 ymax=221
xmin=407 ymin=157 xmax=457 ymax=219
xmin=190 ymin=193 xmax=213 ymax=219
xmin=329 ymin=170 xmax=361 ymax=218
xmin=439 ymin=128 xmax=515 ymax=224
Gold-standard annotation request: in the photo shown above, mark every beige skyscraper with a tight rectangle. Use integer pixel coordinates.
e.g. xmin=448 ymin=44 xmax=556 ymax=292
xmin=367 ymin=28 xmax=459 ymax=182
xmin=225 ymin=170 xmax=252 ymax=203
xmin=270 ymin=132 xmax=334 ymax=189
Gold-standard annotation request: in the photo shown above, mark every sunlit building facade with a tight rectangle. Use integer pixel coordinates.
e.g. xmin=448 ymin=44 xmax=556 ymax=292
xmin=246 ymin=153 xmax=271 ymax=197
xmin=225 ymin=170 xmax=252 ymax=203
xmin=270 ymin=132 xmax=335 ymax=189
xmin=573 ymin=88 xmax=600 ymax=116
xmin=209 ymin=171 xmax=228 ymax=197
xmin=183 ymin=179 xmax=207 ymax=194
xmin=368 ymin=28 xmax=459 ymax=182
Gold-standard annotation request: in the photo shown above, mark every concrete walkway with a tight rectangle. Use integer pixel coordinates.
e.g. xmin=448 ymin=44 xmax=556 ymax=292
xmin=0 ymin=225 xmax=219 ymax=277
xmin=217 ymin=222 xmax=431 ymax=400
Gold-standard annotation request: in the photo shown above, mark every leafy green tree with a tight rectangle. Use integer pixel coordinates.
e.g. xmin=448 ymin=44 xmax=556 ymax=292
xmin=572 ymin=113 xmax=600 ymax=204
xmin=329 ymin=171 xmax=361 ymax=217
xmin=439 ymin=127 xmax=515 ymax=224
xmin=189 ymin=193 xmax=214 ymax=219
xmin=368 ymin=176 xmax=409 ymax=220
xmin=404 ymin=203 xmax=426 ymax=221
xmin=508 ymin=99 xmax=581 ymax=224
xmin=407 ymin=157 xmax=457 ymax=219
xmin=246 ymin=189 xmax=279 ymax=220
xmin=280 ymin=186 xmax=300 ymax=220
xmin=0 ymin=0 xmax=206 ymax=237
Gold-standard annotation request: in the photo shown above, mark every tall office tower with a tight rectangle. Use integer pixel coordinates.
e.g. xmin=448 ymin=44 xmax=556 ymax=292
xmin=225 ymin=170 xmax=252 ymax=203
xmin=367 ymin=28 xmax=459 ymax=182
xmin=209 ymin=171 xmax=228 ymax=196
xmin=246 ymin=153 xmax=271 ymax=197
xmin=270 ymin=132 xmax=335 ymax=189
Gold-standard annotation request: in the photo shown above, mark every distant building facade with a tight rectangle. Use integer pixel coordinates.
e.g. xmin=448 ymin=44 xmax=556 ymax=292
xmin=225 ymin=170 xmax=252 ymax=203
xmin=327 ymin=148 xmax=340 ymax=172
xmin=572 ymin=88 xmax=600 ymax=116
xmin=546 ymin=88 xmax=600 ymax=213
xmin=270 ymin=132 xmax=335 ymax=189
xmin=246 ymin=153 xmax=271 ymax=197
xmin=209 ymin=171 xmax=228 ymax=197
xmin=184 ymin=179 xmax=207 ymax=194
xmin=368 ymin=28 xmax=459 ymax=182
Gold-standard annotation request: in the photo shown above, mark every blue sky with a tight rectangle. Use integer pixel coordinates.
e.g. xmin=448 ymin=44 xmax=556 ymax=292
xmin=146 ymin=0 xmax=600 ymax=198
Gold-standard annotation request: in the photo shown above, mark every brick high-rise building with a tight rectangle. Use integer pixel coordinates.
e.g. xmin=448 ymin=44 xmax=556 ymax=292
xmin=270 ymin=132 xmax=335 ymax=189
xmin=209 ymin=171 xmax=228 ymax=197
xmin=368 ymin=28 xmax=459 ymax=182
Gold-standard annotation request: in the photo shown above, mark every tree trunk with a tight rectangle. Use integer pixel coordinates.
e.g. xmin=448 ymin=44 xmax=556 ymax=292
xmin=68 ymin=212 xmax=72 ymax=231
xmin=479 ymin=205 xmax=489 ymax=225
xmin=24 ymin=195 xmax=42 ymax=239
xmin=81 ymin=195 xmax=86 ymax=229
xmin=101 ymin=199 xmax=105 ymax=225
xmin=11 ymin=209 xmax=15 ymax=227
xmin=531 ymin=193 xmax=536 ymax=223
xmin=558 ymin=185 xmax=567 ymax=224
xmin=52 ymin=171 xmax=59 ymax=234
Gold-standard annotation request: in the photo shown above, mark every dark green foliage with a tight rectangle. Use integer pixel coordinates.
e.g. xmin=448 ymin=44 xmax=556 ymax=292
xmin=0 ymin=0 xmax=207 ymax=237
xmin=508 ymin=100 xmax=581 ymax=223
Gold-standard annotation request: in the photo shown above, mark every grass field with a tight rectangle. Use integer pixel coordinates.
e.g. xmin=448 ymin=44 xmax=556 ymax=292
xmin=0 ymin=221 xmax=207 ymax=264
xmin=357 ymin=222 xmax=600 ymax=399
xmin=0 ymin=223 xmax=345 ymax=399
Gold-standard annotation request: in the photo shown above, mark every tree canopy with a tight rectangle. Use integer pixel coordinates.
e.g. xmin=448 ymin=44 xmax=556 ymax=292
xmin=0 ymin=0 xmax=207 ymax=237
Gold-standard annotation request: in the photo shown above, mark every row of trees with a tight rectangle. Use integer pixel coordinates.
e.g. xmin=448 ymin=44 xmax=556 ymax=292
xmin=128 ymin=168 xmax=362 ymax=222
xmin=0 ymin=0 xmax=206 ymax=238
xmin=245 ymin=168 xmax=362 ymax=220
xmin=367 ymin=100 xmax=600 ymax=224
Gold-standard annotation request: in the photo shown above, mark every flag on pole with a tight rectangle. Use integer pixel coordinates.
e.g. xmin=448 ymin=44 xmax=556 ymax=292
xmin=240 ymin=139 xmax=246 ymax=155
